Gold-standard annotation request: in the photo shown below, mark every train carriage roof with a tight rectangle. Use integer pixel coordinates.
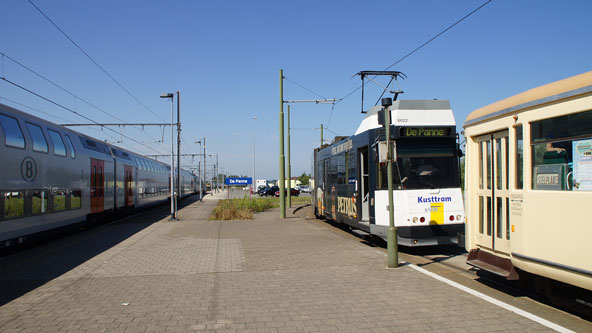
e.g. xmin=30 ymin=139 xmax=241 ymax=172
xmin=464 ymin=70 xmax=592 ymax=127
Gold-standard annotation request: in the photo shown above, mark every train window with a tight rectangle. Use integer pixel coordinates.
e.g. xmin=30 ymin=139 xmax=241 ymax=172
xmin=71 ymin=189 xmax=81 ymax=209
xmin=531 ymin=110 xmax=592 ymax=191
xmin=53 ymin=189 xmax=67 ymax=211
xmin=0 ymin=113 xmax=25 ymax=148
xmin=64 ymin=134 xmax=76 ymax=158
xmin=48 ymin=129 xmax=67 ymax=157
xmin=32 ymin=190 xmax=49 ymax=215
xmin=515 ymin=126 xmax=523 ymax=189
xmin=486 ymin=141 xmax=492 ymax=190
xmin=495 ymin=139 xmax=502 ymax=190
xmin=4 ymin=191 xmax=25 ymax=218
xmin=26 ymin=123 xmax=48 ymax=153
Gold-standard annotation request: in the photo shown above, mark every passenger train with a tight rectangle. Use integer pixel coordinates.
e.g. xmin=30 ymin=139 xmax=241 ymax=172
xmin=313 ymin=99 xmax=465 ymax=246
xmin=0 ymin=103 xmax=200 ymax=252
xmin=463 ymin=71 xmax=592 ymax=302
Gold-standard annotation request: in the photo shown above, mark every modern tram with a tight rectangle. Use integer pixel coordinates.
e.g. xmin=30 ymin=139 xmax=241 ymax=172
xmin=0 ymin=103 xmax=201 ymax=252
xmin=463 ymin=70 xmax=592 ymax=295
xmin=313 ymin=99 xmax=465 ymax=246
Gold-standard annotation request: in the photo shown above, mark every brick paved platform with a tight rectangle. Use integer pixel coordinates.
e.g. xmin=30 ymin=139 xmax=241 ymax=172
xmin=0 ymin=191 xmax=561 ymax=332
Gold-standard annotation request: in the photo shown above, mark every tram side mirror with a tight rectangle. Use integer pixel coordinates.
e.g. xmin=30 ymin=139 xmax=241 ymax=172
xmin=377 ymin=109 xmax=385 ymax=126
xmin=457 ymin=149 xmax=464 ymax=157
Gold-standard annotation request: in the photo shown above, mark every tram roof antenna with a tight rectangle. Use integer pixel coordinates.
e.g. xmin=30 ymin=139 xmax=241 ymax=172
xmin=355 ymin=71 xmax=406 ymax=113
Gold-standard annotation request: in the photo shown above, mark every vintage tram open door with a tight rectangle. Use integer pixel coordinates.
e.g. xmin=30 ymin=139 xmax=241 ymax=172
xmin=90 ymin=158 xmax=105 ymax=214
xmin=473 ymin=130 xmax=511 ymax=254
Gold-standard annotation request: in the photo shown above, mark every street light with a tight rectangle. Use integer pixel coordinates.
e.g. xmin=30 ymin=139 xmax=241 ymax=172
xmin=160 ymin=92 xmax=176 ymax=220
xmin=253 ymin=116 xmax=258 ymax=196
xmin=195 ymin=140 xmax=203 ymax=201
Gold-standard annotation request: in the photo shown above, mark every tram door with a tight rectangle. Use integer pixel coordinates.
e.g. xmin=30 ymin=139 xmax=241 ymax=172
xmin=474 ymin=130 xmax=511 ymax=253
xmin=359 ymin=147 xmax=370 ymax=222
xmin=323 ymin=159 xmax=330 ymax=216
xmin=90 ymin=158 xmax=105 ymax=214
xmin=124 ymin=165 xmax=133 ymax=207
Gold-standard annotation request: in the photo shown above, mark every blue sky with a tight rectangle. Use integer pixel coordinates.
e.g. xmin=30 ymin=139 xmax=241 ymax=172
xmin=1 ymin=0 xmax=591 ymax=181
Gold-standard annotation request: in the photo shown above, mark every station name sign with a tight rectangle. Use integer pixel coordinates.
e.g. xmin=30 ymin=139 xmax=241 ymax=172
xmin=225 ymin=177 xmax=252 ymax=185
xmin=400 ymin=127 xmax=452 ymax=138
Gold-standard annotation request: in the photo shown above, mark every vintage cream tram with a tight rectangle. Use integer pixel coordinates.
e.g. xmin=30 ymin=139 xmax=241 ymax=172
xmin=463 ymin=70 xmax=592 ymax=294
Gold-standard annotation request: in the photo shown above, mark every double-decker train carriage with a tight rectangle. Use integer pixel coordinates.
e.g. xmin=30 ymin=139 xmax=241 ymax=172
xmin=463 ymin=71 xmax=592 ymax=296
xmin=0 ymin=103 xmax=200 ymax=251
xmin=313 ymin=100 xmax=465 ymax=246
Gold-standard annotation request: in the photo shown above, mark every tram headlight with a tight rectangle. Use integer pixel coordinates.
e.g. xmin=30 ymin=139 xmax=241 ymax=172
xmin=449 ymin=215 xmax=455 ymax=221
xmin=419 ymin=217 xmax=425 ymax=223
xmin=456 ymin=214 xmax=462 ymax=221
xmin=412 ymin=217 xmax=418 ymax=223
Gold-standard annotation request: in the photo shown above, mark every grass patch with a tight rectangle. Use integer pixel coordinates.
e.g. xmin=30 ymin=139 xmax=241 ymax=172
xmin=209 ymin=195 xmax=311 ymax=220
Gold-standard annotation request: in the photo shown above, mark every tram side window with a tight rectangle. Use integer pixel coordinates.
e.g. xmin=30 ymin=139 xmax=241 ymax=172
xmin=515 ymin=125 xmax=523 ymax=189
xmin=26 ymin=123 xmax=48 ymax=153
xmin=64 ymin=134 xmax=76 ymax=158
xmin=531 ymin=110 xmax=592 ymax=191
xmin=0 ymin=114 xmax=26 ymax=148
xmin=48 ymin=129 xmax=67 ymax=157
xmin=32 ymin=190 xmax=49 ymax=215
xmin=4 ymin=191 xmax=25 ymax=218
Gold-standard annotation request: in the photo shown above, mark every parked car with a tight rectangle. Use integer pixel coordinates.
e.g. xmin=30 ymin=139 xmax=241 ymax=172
xmin=262 ymin=186 xmax=279 ymax=197
xmin=298 ymin=185 xmax=311 ymax=193
xmin=274 ymin=188 xmax=300 ymax=197
xmin=257 ymin=186 xmax=270 ymax=196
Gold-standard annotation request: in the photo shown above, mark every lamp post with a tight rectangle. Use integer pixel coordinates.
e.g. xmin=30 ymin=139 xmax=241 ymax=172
xmin=203 ymin=137 xmax=206 ymax=197
xmin=176 ymin=91 xmax=181 ymax=214
xmin=195 ymin=140 xmax=203 ymax=201
xmin=160 ymin=92 xmax=176 ymax=220
xmin=253 ymin=116 xmax=258 ymax=196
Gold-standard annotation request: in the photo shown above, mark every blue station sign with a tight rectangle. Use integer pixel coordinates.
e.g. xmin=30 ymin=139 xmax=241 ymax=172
xmin=225 ymin=177 xmax=252 ymax=185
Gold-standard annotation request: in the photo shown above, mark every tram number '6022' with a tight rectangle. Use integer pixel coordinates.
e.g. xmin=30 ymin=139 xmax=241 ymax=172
xmin=21 ymin=156 xmax=37 ymax=182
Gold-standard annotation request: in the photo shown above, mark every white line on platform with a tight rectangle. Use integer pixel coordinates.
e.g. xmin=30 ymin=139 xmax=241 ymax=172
xmin=406 ymin=263 xmax=574 ymax=333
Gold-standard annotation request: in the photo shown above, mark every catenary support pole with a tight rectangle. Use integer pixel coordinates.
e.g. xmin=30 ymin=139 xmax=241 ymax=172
xmin=279 ymin=69 xmax=286 ymax=218
xmin=383 ymin=97 xmax=398 ymax=268
xmin=176 ymin=91 xmax=181 ymax=217
xmin=287 ymin=105 xmax=291 ymax=208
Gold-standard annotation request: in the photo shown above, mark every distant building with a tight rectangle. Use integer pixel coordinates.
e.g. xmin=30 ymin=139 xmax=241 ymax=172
xmin=256 ymin=179 xmax=267 ymax=188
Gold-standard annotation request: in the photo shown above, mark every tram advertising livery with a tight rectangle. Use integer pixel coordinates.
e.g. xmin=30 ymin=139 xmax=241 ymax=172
xmin=313 ymin=100 xmax=465 ymax=246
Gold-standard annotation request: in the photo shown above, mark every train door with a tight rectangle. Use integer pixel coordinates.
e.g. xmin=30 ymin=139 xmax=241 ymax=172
xmin=90 ymin=158 xmax=105 ymax=213
xmin=124 ymin=165 xmax=133 ymax=206
xmin=323 ymin=159 xmax=330 ymax=216
xmin=359 ymin=147 xmax=369 ymax=222
xmin=474 ymin=130 xmax=510 ymax=253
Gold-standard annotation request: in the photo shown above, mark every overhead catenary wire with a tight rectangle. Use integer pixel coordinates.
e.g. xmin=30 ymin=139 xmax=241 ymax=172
xmin=0 ymin=52 xmax=168 ymax=150
xmin=27 ymin=0 xmax=166 ymax=123
xmin=329 ymin=0 xmax=493 ymax=126
xmin=2 ymin=77 xmax=166 ymax=155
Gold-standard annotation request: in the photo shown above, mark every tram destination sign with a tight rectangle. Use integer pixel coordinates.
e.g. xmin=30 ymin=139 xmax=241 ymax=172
xmin=400 ymin=127 xmax=452 ymax=138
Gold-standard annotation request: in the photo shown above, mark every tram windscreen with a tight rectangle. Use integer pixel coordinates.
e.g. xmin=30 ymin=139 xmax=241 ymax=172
xmin=377 ymin=139 xmax=460 ymax=190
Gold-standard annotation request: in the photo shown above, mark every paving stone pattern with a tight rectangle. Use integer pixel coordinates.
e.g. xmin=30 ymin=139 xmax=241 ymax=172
xmin=0 ymin=192 xmax=553 ymax=332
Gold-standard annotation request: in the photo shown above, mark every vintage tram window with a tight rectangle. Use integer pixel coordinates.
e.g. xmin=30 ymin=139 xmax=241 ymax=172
xmin=48 ymin=129 xmax=67 ymax=157
xmin=531 ymin=110 xmax=592 ymax=191
xmin=71 ymin=189 xmax=81 ymax=209
xmin=495 ymin=139 xmax=502 ymax=190
xmin=515 ymin=126 xmax=523 ymax=189
xmin=506 ymin=197 xmax=510 ymax=240
xmin=478 ymin=196 xmax=484 ymax=234
xmin=496 ymin=197 xmax=502 ymax=239
xmin=4 ymin=191 xmax=25 ymax=218
xmin=0 ymin=113 xmax=26 ymax=148
xmin=486 ymin=141 xmax=492 ymax=190
xmin=25 ymin=123 xmax=48 ymax=153
xmin=486 ymin=197 xmax=492 ymax=236
xmin=478 ymin=141 xmax=483 ymax=189
xmin=32 ymin=190 xmax=49 ymax=215
xmin=63 ymin=134 xmax=76 ymax=158
xmin=53 ymin=189 xmax=67 ymax=211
